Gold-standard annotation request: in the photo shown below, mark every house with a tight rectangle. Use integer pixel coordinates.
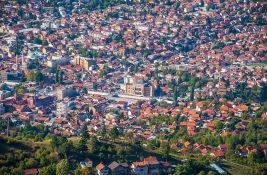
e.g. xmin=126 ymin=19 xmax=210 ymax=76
xmin=260 ymin=144 xmax=267 ymax=156
xmin=80 ymin=158 xmax=93 ymax=169
xmin=24 ymin=168 xmax=39 ymax=175
xmin=210 ymin=150 xmax=225 ymax=158
xmin=131 ymin=156 xmax=160 ymax=175
xmin=131 ymin=161 xmax=148 ymax=175
xmin=218 ymin=144 xmax=228 ymax=152
xmin=108 ymin=161 xmax=128 ymax=175
xmin=96 ymin=163 xmax=110 ymax=175
xmin=143 ymin=156 xmax=160 ymax=175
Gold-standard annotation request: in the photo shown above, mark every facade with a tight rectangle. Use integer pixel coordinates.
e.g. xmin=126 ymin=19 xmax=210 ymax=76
xmin=0 ymin=72 xmax=24 ymax=82
xmin=0 ymin=90 xmax=12 ymax=100
xmin=122 ymin=76 xmax=154 ymax=97
xmin=108 ymin=161 xmax=128 ymax=175
xmin=80 ymin=158 xmax=93 ymax=169
xmin=124 ymin=83 xmax=154 ymax=97
xmin=131 ymin=162 xmax=148 ymax=175
xmin=56 ymin=101 xmax=68 ymax=117
xmin=96 ymin=163 xmax=110 ymax=175
xmin=73 ymin=56 xmax=96 ymax=70
xmin=0 ymin=103 xmax=5 ymax=115
xmin=131 ymin=157 xmax=160 ymax=175
xmin=27 ymin=96 xmax=54 ymax=108
xmin=56 ymin=86 xmax=76 ymax=100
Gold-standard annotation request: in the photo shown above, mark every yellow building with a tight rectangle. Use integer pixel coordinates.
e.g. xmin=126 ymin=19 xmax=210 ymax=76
xmin=73 ymin=56 xmax=95 ymax=70
xmin=124 ymin=83 xmax=154 ymax=97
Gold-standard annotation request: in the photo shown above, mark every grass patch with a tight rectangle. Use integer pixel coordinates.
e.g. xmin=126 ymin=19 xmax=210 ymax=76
xmin=220 ymin=161 xmax=253 ymax=175
xmin=247 ymin=62 xmax=267 ymax=67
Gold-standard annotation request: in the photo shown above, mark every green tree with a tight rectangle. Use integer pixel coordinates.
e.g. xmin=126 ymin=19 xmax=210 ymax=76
xmin=11 ymin=167 xmax=23 ymax=175
xmin=26 ymin=71 xmax=36 ymax=82
xmin=161 ymin=142 xmax=170 ymax=159
xmin=78 ymin=138 xmax=88 ymax=152
xmin=260 ymin=83 xmax=267 ymax=102
xmin=110 ymin=127 xmax=119 ymax=140
xmin=39 ymin=164 xmax=56 ymax=175
xmin=56 ymin=159 xmax=69 ymax=175
xmin=173 ymin=87 xmax=178 ymax=106
xmin=35 ymin=71 xmax=44 ymax=82
xmin=0 ymin=83 xmax=9 ymax=91
xmin=214 ymin=120 xmax=224 ymax=131
xmin=190 ymin=86 xmax=195 ymax=101
xmin=81 ymin=125 xmax=90 ymax=140
xmin=89 ymin=136 xmax=99 ymax=152
xmin=98 ymin=69 xmax=105 ymax=78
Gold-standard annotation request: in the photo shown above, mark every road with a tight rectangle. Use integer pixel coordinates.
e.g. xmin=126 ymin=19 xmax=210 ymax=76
xmin=87 ymin=90 xmax=151 ymax=103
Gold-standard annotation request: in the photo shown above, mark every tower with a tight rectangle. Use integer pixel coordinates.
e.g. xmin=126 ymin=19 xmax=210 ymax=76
xmin=21 ymin=53 xmax=28 ymax=72
xmin=15 ymin=55 xmax=18 ymax=71
xmin=6 ymin=116 xmax=9 ymax=137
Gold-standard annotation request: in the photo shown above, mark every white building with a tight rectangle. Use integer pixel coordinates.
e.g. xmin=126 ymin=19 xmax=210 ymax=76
xmin=0 ymin=90 xmax=12 ymax=100
xmin=0 ymin=103 xmax=5 ymax=115
xmin=56 ymin=101 xmax=68 ymax=117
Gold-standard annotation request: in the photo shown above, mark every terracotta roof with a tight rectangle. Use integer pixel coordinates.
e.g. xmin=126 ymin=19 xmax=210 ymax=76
xmin=96 ymin=163 xmax=105 ymax=170
xmin=24 ymin=169 xmax=39 ymax=175
xmin=143 ymin=156 xmax=159 ymax=165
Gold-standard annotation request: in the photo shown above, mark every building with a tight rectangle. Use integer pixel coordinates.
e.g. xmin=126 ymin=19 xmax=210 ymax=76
xmin=56 ymin=86 xmax=77 ymax=100
xmin=121 ymin=76 xmax=154 ymax=97
xmin=56 ymin=101 xmax=68 ymax=117
xmin=80 ymin=158 xmax=93 ymax=169
xmin=47 ymin=55 xmax=69 ymax=67
xmin=0 ymin=103 xmax=5 ymax=115
xmin=96 ymin=163 xmax=110 ymax=175
xmin=27 ymin=95 xmax=54 ymax=108
xmin=0 ymin=90 xmax=12 ymax=100
xmin=72 ymin=56 xmax=96 ymax=70
xmin=131 ymin=162 xmax=148 ymax=175
xmin=108 ymin=161 xmax=128 ymax=175
xmin=132 ymin=156 xmax=160 ymax=175
xmin=0 ymin=72 xmax=24 ymax=82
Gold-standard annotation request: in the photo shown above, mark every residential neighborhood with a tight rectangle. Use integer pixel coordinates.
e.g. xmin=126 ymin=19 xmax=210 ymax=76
xmin=0 ymin=0 xmax=266 ymax=175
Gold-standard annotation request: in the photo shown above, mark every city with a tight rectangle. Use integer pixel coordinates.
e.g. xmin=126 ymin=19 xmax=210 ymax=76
xmin=0 ymin=0 xmax=266 ymax=175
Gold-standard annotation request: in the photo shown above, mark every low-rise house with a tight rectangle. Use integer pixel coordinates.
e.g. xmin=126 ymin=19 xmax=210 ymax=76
xmin=80 ymin=158 xmax=93 ymax=169
xmin=108 ymin=161 xmax=128 ymax=175
xmin=131 ymin=161 xmax=148 ymax=175
xmin=96 ymin=163 xmax=110 ymax=175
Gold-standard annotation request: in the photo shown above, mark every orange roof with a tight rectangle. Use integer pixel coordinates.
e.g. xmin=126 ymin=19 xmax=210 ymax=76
xmin=196 ymin=102 xmax=204 ymax=108
xmin=211 ymin=150 xmax=225 ymax=157
xmin=144 ymin=156 xmax=159 ymax=165
xmin=184 ymin=141 xmax=191 ymax=147
xmin=189 ymin=109 xmax=197 ymax=115
xmin=236 ymin=104 xmax=249 ymax=111
xmin=96 ymin=163 xmax=105 ymax=170
xmin=220 ymin=105 xmax=229 ymax=111
xmin=133 ymin=161 xmax=145 ymax=167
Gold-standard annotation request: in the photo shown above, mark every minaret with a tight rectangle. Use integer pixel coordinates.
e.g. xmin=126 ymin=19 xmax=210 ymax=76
xmin=21 ymin=52 xmax=24 ymax=64
xmin=123 ymin=52 xmax=128 ymax=84
xmin=16 ymin=55 xmax=18 ymax=71
xmin=6 ymin=116 xmax=9 ymax=137
xmin=219 ymin=71 xmax=221 ymax=83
